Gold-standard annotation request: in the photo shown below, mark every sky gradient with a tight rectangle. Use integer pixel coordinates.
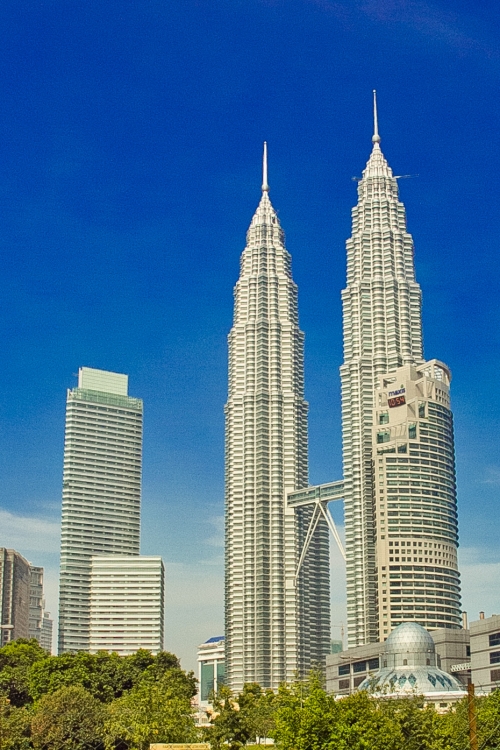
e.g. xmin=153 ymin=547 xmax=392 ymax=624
xmin=1 ymin=0 xmax=500 ymax=671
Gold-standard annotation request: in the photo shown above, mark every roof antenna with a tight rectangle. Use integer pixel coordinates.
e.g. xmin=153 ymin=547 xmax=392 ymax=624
xmin=262 ymin=141 xmax=269 ymax=192
xmin=372 ymin=90 xmax=381 ymax=144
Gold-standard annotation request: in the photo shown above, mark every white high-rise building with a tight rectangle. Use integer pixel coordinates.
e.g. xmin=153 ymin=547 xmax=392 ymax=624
xmin=373 ymin=361 xmax=461 ymax=637
xmin=224 ymin=146 xmax=330 ymax=691
xmin=40 ymin=612 xmax=53 ymax=653
xmin=29 ymin=566 xmax=45 ymax=643
xmin=89 ymin=555 xmax=164 ymax=654
xmin=58 ymin=367 xmax=143 ymax=653
xmin=341 ymin=94 xmax=460 ymax=646
xmin=0 ymin=549 xmax=30 ymax=645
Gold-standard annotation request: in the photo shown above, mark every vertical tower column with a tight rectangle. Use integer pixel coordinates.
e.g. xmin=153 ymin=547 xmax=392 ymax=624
xmin=58 ymin=367 xmax=142 ymax=653
xmin=225 ymin=146 xmax=330 ymax=691
xmin=341 ymin=94 xmax=424 ymax=647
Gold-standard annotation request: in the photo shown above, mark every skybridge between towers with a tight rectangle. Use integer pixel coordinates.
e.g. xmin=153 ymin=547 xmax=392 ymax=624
xmin=287 ymin=480 xmax=346 ymax=585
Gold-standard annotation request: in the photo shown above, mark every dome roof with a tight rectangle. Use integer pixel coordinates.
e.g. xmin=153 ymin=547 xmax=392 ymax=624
xmin=359 ymin=666 xmax=465 ymax=696
xmin=385 ymin=622 xmax=435 ymax=656
xmin=358 ymin=622 xmax=466 ymax=699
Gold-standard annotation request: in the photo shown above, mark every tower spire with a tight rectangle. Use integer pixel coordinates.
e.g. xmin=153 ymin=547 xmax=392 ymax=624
xmin=262 ymin=141 xmax=269 ymax=192
xmin=372 ymin=90 xmax=381 ymax=144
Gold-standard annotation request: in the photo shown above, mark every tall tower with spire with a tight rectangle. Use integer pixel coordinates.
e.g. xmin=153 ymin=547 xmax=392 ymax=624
xmin=341 ymin=93 xmax=426 ymax=646
xmin=225 ymin=145 xmax=330 ymax=691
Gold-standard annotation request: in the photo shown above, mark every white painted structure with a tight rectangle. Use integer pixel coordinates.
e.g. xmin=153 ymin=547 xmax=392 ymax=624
xmin=197 ymin=635 xmax=225 ymax=708
xmin=286 ymin=94 xmax=462 ymax=651
xmin=89 ymin=555 xmax=164 ymax=654
xmin=341 ymin=94 xmax=431 ymax=646
xmin=58 ymin=367 xmax=143 ymax=653
xmin=224 ymin=145 xmax=330 ymax=691
xmin=373 ymin=361 xmax=461 ymax=637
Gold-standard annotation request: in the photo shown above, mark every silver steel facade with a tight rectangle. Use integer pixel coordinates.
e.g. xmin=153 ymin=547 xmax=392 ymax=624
xmin=374 ymin=361 xmax=461 ymax=636
xmin=58 ymin=367 xmax=142 ymax=653
xmin=225 ymin=149 xmax=330 ymax=690
xmin=341 ymin=101 xmax=426 ymax=647
xmin=341 ymin=96 xmax=461 ymax=646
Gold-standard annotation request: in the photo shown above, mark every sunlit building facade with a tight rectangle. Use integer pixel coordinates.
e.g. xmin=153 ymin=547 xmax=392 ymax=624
xmin=58 ymin=367 xmax=143 ymax=653
xmin=340 ymin=94 xmax=460 ymax=646
xmin=224 ymin=146 xmax=330 ymax=691
xmin=89 ymin=555 xmax=164 ymax=654
xmin=373 ymin=361 xmax=461 ymax=636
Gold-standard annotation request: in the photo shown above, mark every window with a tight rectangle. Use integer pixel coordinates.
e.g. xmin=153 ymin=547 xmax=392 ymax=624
xmin=490 ymin=651 xmax=500 ymax=665
xmin=408 ymin=423 xmax=417 ymax=439
xmin=353 ymin=661 xmax=366 ymax=673
xmin=377 ymin=431 xmax=390 ymax=444
xmin=418 ymin=402 xmax=426 ymax=418
xmin=339 ymin=665 xmax=350 ymax=676
xmin=368 ymin=658 xmax=379 ymax=670
xmin=491 ymin=669 xmax=500 ymax=682
xmin=379 ymin=412 xmax=389 ymax=425
xmin=489 ymin=632 xmax=500 ymax=648
xmin=353 ymin=676 xmax=365 ymax=687
xmin=339 ymin=679 xmax=350 ymax=690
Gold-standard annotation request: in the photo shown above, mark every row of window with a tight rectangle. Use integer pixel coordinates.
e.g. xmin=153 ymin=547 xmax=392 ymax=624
xmin=338 ymin=658 xmax=380 ymax=676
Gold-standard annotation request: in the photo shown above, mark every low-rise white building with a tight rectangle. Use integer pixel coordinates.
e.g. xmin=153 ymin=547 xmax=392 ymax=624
xmin=470 ymin=613 xmax=500 ymax=693
xmin=89 ymin=555 xmax=164 ymax=654
xmin=196 ymin=636 xmax=225 ymax=726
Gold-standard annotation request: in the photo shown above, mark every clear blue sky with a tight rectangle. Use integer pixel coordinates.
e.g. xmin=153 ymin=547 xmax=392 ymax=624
xmin=1 ymin=0 xmax=499 ymax=671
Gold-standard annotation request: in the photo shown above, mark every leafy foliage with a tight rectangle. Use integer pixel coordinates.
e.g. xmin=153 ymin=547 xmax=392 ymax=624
xmin=105 ymin=668 xmax=198 ymax=749
xmin=30 ymin=685 xmax=106 ymax=750
xmin=2 ymin=638 xmax=500 ymax=750
xmin=0 ymin=640 xmax=48 ymax=707
xmin=0 ymin=695 xmax=32 ymax=750
xmin=28 ymin=648 xmax=183 ymax=703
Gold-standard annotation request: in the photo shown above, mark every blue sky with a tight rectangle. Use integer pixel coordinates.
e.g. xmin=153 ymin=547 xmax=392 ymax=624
xmin=1 ymin=0 xmax=500 ymax=671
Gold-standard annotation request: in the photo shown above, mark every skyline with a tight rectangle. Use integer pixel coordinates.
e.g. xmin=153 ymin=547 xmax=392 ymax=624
xmin=1 ymin=0 xmax=500 ymax=671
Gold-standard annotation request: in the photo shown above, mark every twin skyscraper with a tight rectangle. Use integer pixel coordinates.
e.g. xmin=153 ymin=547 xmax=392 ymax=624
xmin=57 ymin=94 xmax=461 ymax=680
xmin=225 ymin=94 xmax=461 ymax=691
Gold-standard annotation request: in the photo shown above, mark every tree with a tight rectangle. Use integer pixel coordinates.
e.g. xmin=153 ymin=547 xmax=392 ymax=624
xmin=273 ymin=673 xmax=338 ymax=750
xmin=30 ymin=685 xmax=106 ymax=750
xmin=379 ymin=695 xmax=449 ymax=750
xmin=203 ymin=684 xmax=250 ymax=750
xmin=105 ymin=666 xmax=198 ymax=749
xmin=0 ymin=639 xmax=48 ymax=707
xmin=27 ymin=648 xmax=185 ymax=704
xmin=29 ymin=651 xmax=124 ymax=703
xmin=0 ymin=696 xmax=31 ymax=750
xmin=236 ymin=683 xmax=277 ymax=743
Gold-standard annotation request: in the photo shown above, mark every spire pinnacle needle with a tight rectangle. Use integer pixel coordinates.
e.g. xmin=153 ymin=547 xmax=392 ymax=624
xmin=372 ymin=89 xmax=381 ymax=144
xmin=262 ymin=141 xmax=269 ymax=192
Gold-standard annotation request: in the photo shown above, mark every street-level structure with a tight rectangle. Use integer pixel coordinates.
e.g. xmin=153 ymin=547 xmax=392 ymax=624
xmin=197 ymin=636 xmax=225 ymax=704
xmin=58 ymin=367 xmax=143 ymax=653
xmin=326 ymin=624 xmax=470 ymax=695
xmin=470 ymin=613 xmax=500 ymax=692
xmin=224 ymin=145 xmax=330 ymax=691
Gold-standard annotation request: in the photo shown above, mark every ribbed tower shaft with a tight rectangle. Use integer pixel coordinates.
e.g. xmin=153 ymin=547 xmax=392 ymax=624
xmin=225 ymin=166 xmax=330 ymax=690
xmin=341 ymin=130 xmax=424 ymax=647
